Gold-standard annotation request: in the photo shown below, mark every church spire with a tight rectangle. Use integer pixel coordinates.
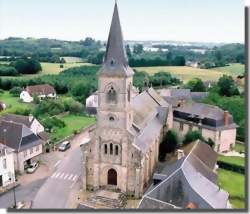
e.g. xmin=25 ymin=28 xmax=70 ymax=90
xmin=99 ymin=2 xmax=134 ymax=77
xmin=104 ymin=2 xmax=127 ymax=66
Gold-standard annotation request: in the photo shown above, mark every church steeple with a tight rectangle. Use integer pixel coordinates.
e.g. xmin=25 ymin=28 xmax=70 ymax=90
xmin=100 ymin=2 xmax=134 ymax=77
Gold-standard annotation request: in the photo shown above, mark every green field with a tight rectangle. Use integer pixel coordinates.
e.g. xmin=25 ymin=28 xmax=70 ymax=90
xmin=0 ymin=91 xmax=33 ymax=114
xmin=134 ymin=63 xmax=244 ymax=83
xmin=218 ymin=169 xmax=245 ymax=209
xmin=51 ymin=114 xmax=96 ymax=142
xmin=218 ymin=155 xmax=245 ymax=167
xmin=60 ymin=57 xmax=85 ymax=63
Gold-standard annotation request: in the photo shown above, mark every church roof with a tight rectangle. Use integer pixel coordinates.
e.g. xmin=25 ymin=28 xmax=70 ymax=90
xmin=131 ymin=88 xmax=170 ymax=153
xmin=139 ymin=141 xmax=229 ymax=209
xmin=99 ymin=2 xmax=134 ymax=77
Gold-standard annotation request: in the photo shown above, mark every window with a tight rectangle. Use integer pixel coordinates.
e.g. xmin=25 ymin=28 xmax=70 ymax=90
xmin=115 ymin=145 xmax=119 ymax=155
xmin=104 ymin=144 xmax=108 ymax=154
xmin=3 ymin=159 xmax=7 ymax=169
xmin=110 ymin=58 xmax=115 ymax=66
xmin=127 ymin=86 xmax=131 ymax=102
xmin=110 ymin=143 xmax=113 ymax=155
xmin=36 ymin=146 xmax=39 ymax=152
xmin=180 ymin=123 xmax=184 ymax=131
xmin=107 ymin=86 xmax=117 ymax=103
xmin=30 ymin=147 xmax=33 ymax=154
xmin=109 ymin=116 xmax=115 ymax=121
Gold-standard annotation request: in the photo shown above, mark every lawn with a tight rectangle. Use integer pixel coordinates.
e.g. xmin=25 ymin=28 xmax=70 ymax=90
xmin=234 ymin=143 xmax=245 ymax=153
xmin=218 ymin=155 xmax=245 ymax=167
xmin=134 ymin=63 xmax=244 ymax=83
xmin=0 ymin=91 xmax=33 ymax=115
xmin=218 ymin=169 xmax=245 ymax=209
xmin=51 ymin=114 xmax=96 ymax=142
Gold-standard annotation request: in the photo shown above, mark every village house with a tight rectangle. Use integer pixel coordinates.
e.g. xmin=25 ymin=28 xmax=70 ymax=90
xmin=0 ymin=101 xmax=6 ymax=112
xmin=81 ymin=2 xmax=173 ymax=199
xmin=172 ymin=102 xmax=238 ymax=153
xmin=0 ymin=120 xmax=43 ymax=173
xmin=138 ymin=141 xmax=230 ymax=209
xmin=20 ymin=84 xmax=56 ymax=103
xmin=0 ymin=114 xmax=44 ymax=135
xmin=0 ymin=143 xmax=15 ymax=188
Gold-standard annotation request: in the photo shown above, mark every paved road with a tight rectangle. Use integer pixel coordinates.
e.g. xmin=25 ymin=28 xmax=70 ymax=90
xmin=0 ymin=178 xmax=46 ymax=208
xmin=32 ymin=133 xmax=89 ymax=208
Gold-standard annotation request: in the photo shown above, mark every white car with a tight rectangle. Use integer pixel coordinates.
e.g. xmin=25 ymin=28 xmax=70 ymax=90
xmin=26 ymin=162 xmax=39 ymax=173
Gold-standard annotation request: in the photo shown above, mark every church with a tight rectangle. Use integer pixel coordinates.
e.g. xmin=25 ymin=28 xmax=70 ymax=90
xmin=81 ymin=2 xmax=172 ymax=198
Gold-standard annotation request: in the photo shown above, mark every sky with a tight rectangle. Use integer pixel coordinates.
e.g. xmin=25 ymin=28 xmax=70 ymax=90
xmin=0 ymin=0 xmax=245 ymax=43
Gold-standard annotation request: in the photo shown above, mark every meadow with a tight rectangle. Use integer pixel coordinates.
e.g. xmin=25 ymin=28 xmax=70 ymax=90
xmin=134 ymin=63 xmax=244 ymax=83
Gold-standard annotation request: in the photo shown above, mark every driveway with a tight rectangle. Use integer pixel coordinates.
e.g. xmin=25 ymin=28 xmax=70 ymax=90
xmin=32 ymin=131 xmax=90 ymax=208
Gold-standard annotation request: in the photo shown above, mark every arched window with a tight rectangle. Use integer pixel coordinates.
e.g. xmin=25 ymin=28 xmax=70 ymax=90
xmin=110 ymin=143 xmax=113 ymax=155
xmin=107 ymin=86 xmax=117 ymax=103
xmin=109 ymin=116 xmax=115 ymax=121
xmin=127 ymin=88 xmax=131 ymax=102
xmin=115 ymin=145 xmax=119 ymax=155
xmin=104 ymin=144 xmax=107 ymax=154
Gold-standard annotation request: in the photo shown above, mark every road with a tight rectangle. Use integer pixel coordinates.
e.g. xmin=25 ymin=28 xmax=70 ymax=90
xmin=32 ymin=132 xmax=89 ymax=208
xmin=0 ymin=178 xmax=46 ymax=208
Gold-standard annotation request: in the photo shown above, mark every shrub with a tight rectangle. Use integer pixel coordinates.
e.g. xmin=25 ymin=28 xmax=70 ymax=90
xmin=217 ymin=161 xmax=245 ymax=174
xmin=14 ymin=108 xmax=31 ymax=116
xmin=41 ymin=117 xmax=66 ymax=132
xmin=183 ymin=130 xmax=203 ymax=145
xmin=9 ymin=86 xmax=22 ymax=97
xmin=0 ymin=65 xmax=19 ymax=76
xmin=63 ymin=98 xmax=84 ymax=114
xmin=33 ymin=100 xmax=65 ymax=117
xmin=159 ymin=129 xmax=179 ymax=161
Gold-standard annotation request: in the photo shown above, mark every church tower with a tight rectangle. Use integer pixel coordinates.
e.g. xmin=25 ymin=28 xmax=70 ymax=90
xmin=97 ymin=2 xmax=134 ymax=131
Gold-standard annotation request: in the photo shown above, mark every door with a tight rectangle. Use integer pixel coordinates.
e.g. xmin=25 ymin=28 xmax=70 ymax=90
xmin=107 ymin=168 xmax=117 ymax=185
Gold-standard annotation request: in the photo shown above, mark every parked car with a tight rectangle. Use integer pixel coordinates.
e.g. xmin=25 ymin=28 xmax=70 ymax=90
xmin=26 ymin=162 xmax=39 ymax=173
xmin=58 ymin=141 xmax=71 ymax=151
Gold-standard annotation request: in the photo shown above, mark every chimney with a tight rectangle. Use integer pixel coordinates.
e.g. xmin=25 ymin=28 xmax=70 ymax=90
xmin=177 ymin=149 xmax=185 ymax=160
xmin=224 ymin=111 xmax=229 ymax=126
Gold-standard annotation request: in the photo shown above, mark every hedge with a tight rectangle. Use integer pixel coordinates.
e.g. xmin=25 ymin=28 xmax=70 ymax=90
xmin=217 ymin=160 xmax=245 ymax=174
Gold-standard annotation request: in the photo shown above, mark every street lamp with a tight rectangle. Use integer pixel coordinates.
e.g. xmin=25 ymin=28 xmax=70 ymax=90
xmin=8 ymin=172 xmax=17 ymax=209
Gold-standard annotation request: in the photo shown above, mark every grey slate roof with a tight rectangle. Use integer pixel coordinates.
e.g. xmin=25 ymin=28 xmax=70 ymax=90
xmin=0 ymin=114 xmax=34 ymax=128
xmin=0 ymin=120 xmax=43 ymax=152
xmin=131 ymin=87 xmax=170 ymax=153
xmin=190 ymin=92 xmax=209 ymax=101
xmin=99 ymin=2 xmax=134 ymax=77
xmin=173 ymin=102 xmax=238 ymax=129
xmin=139 ymin=141 xmax=229 ymax=209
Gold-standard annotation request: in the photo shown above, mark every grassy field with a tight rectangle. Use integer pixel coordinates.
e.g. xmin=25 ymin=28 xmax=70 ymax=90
xmin=60 ymin=57 xmax=85 ymax=63
xmin=218 ymin=155 xmax=245 ymax=167
xmin=134 ymin=63 xmax=244 ymax=83
xmin=51 ymin=114 xmax=96 ymax=142
xmin=218 ymin=169 xmax=245 ymax=209
xmin=0 ymin=91 xmax=33 ymax=114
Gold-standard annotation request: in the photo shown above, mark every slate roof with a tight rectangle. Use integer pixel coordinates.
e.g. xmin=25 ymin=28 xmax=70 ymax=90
xmin=130 ymin=88 xmax=170 ymax=153
xmin=99 ymin=2 xmax=134 ymax=77
xmin=26 ymin=84 xmax=56 ymax=96
xmin=157 ymin=88 xmax=192 ymax=100
xmin=190 ymin=92 xmax=209 ymax=101
xmin=0 ymin=120 xmax=43 ymax=152
xmin=0 ymin=114 xmax=34 ymax=128
xmin=173 ymin=102 xmax=238 ymax=129
xmin=139 ymin=141 xmax=229 ymax=209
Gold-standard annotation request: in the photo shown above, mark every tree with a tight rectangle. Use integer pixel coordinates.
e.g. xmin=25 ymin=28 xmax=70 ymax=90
xmin=9 ymin=86 xmax=22 ymax=97
xmin=217 ymin=75 xmax=240 ymax=97
xmin=173 ymin=56 xmax=185 ymax=66
xmin=186 ymin=78 xmax=206 ymax=92
xmin=159 ymin=130 xmax=179 ymax=161
xmin=133 ymin=44 xmax=144 ymax=55
xmin=81 ymin=37 xmax=95 ymax=46
xmin=183 ymin=130 xmax=203 ymax=145
xmin=11 ymin=58 xmax=42 ymax=74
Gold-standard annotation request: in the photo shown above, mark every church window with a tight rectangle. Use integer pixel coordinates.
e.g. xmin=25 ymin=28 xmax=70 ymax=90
xmin=131 ymin=153 xmax=133 ymax=158
xmin=128 ymin=87 xmax=131 ymax=102
xmin=110 ymin=143 xmax=113 ymax=155
xmin=107 ymin=86 xmax=117 ymax=103
xmin=109 ymin=116 xmax=115 ymax=121
xmin=104 ymin=144 xmax=108 ymax=154
xmin=115 ymin=145 xmax=119 ymax=155
xmin=110 ymin=58 xmax=115 ymax=66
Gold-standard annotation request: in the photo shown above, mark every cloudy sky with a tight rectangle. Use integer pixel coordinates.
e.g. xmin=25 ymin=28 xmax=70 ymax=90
xmin=0 ymin=0 xmax=245 ymax=43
